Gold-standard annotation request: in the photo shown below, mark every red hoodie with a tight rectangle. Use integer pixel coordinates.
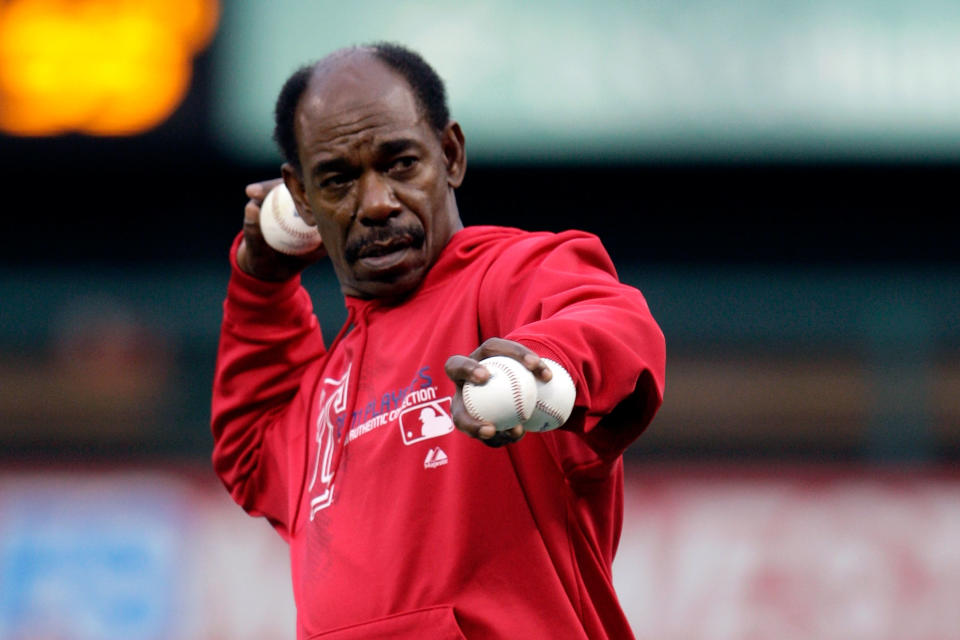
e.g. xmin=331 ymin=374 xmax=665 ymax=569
xmin=212 ymin=225 xmax=666 ymax=639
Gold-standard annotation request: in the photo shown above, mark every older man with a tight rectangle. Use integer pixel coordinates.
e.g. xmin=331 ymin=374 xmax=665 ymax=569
xmin=212 ymin=42 xmax=665 ymax=639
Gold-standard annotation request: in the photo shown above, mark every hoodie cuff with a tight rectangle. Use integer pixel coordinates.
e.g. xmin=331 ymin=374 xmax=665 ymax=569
xmin=223 ymin=232 xmax=314 ymax=327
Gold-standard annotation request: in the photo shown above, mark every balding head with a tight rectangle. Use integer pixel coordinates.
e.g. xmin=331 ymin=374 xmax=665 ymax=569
xmin=274 ymin=43 xmax=450 ymax=172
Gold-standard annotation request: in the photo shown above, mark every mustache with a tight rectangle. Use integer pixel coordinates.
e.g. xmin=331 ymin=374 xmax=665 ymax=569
xmin=344 ymin=224 xmax=425 ymax=262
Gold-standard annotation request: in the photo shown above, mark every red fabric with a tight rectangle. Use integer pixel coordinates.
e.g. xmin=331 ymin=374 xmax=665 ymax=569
xmin=211 ymin=226 xmax=666 ymax=639
xmin=307 ymin=605 xmax=465 ymax=639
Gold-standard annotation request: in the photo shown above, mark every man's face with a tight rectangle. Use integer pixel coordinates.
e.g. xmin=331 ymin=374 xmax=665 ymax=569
xmin=284 ymin=53 xmax=465 ymax=300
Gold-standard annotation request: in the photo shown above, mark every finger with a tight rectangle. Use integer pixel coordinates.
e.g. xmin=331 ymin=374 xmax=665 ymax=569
xmin=503 ymin=424 xmax=525 ymax=440
xmin=471 ymin=337 xmax=531 ymax=362
xmin=530 ymin=359 xmax=552 ymax=383
xmin=452 ymin=395 xmax=525 ymax=446
xmin=454 ymin=401 xmax=524 ymax=444
xmin=242 ymin=200 xmax=271 ymax=254
xmin=245 ymin=178 xmax=283 ymax=201
xmin=449 ymin=392 xmax=519 ymax=443
xmin=444 ymin=355 xmax=490 ymax=385
xmin=472 ymin=338 xmax=552 ymax=382
xmin=480 ymin=426 xmax=525 ymax=448
xmin=243 ymin=199 xmax=263 ymax=228
xmin=450 ymin=395 xmax=495 ymax=438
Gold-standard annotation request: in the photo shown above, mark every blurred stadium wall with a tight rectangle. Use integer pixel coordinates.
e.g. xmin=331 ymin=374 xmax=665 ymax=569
xmin=1 ymin=1 xmax=958 ymax=638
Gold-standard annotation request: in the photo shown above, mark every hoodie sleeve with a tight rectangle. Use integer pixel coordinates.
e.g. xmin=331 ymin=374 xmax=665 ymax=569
xmin=210 ymin=233 xmax=327 ymax=536
xmin=477 ymin=230 xmax=666 ymax=462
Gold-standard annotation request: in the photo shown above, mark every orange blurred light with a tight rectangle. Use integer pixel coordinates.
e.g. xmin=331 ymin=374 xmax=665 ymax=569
xmin=0 ymin=0 xmax=219 ymax=136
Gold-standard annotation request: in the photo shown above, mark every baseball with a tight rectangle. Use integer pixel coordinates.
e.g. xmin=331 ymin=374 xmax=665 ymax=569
xmin=462 ymin=356 xmax=537 ymax=431
xmin=523 ymin=358 xmax=576 ymax=432
xmin=259 ymin=183 xmax=323 ymax=255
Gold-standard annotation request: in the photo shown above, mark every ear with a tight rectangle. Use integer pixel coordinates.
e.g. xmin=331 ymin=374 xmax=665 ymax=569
xmin=282 ymin=163 xmax=318 ymax=227
xmin=441 ymin=121 xmax=467 ymax=189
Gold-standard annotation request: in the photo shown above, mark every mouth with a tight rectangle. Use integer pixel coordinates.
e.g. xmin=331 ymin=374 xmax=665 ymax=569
xmin=357 ymin=236 xmax=413 ymax=260
xmin=346 ymin=228 xmax=425 ymax=273
xmin=357 ymin=243 xmax=413 ymax=270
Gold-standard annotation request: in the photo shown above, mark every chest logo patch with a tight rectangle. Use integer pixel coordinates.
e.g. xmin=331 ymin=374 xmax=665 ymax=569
xmin=399 ymin=397 xmax=454 ymax=445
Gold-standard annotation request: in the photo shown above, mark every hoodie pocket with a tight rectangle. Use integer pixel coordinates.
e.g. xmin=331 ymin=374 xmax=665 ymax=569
xmin=307 ymin=604 xmax=466 ymax=639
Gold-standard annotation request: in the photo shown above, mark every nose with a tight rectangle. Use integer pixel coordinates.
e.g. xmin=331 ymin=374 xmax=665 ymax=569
xmin=356 ymin=171 xmax=401 ymax=225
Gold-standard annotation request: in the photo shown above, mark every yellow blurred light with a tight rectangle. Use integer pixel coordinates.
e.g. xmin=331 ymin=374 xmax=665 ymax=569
xmin=0 ymin=0 xmax=219 ymax=136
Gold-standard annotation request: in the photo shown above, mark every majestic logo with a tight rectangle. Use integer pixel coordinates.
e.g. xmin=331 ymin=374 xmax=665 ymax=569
xmin=308 ymin=366 xmax=350 ymax=519
xmin=424 ymin=447 xmax=448 ymax=469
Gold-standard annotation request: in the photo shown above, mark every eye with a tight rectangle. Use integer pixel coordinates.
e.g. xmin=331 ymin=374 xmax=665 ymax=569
xmin=321 ymin=174 xmax=354 ymax=188
xmin=388 ymin=156 xmax=418 ymax=174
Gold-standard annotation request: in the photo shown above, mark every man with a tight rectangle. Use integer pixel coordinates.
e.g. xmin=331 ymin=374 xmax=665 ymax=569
xmin=212 ymin=42 xmax=666 ymax=639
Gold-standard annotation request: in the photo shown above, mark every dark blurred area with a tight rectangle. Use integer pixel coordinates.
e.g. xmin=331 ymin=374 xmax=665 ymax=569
xmin=2 ymin=32 xmax=958 ymax=468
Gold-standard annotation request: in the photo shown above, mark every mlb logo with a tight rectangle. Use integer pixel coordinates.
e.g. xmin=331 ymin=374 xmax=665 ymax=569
xmin=399 ymin=397 xmax=454 ymax=445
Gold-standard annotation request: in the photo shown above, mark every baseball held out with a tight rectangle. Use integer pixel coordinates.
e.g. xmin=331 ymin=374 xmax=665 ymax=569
xmin=522 ymin=358 xmax=576 ymax=432
xmin=462 ymin=356 xmax=537 ymax=431
xmin=462 ymin=356 xmax=576 ymax=432
xmin=259 ymin=183 xmax=323 ymax=255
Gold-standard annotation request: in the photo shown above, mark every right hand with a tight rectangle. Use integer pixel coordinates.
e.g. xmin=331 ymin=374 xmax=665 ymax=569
xmin=444 ymin=337 xmax=553 ymax=448
xmin=237 ymin=178 xmax=327 ymax=281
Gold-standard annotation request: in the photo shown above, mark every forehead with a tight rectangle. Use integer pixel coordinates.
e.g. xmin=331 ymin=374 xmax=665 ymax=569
xmin=295 ymin=54 xmax=425 ymax=154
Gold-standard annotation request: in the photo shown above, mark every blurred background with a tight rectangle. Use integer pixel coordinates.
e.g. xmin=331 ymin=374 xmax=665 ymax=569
xmin=1 ymin=1 xmax=958 ymax=638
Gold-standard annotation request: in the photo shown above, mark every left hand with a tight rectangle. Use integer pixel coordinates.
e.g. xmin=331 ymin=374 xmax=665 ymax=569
xmin=444 ymin=338 xmax=553 ymax=447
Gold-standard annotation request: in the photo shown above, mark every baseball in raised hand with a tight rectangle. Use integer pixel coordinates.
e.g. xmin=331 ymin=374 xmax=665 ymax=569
xmin=259 ymin=183 xmax=323 ymax=256
xmin=237 ymin=179 xmax=327 ymax=282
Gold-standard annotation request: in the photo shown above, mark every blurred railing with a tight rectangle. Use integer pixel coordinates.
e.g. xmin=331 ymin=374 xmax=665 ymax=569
xmin=626 ymin=264 xmax=960 ymax=462
xmin=2 ymin=261 xmax=957 ymax=462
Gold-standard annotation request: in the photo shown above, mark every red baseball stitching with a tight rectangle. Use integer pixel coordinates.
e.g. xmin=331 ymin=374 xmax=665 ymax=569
xmin=268 ymin=193 xmax=318 ymax=241
xmin=534 ymin=399 xmax=565 ymax=425
xmin=463 ymin=359 xmax=529 ymax=425
xmin=533 ymin=363 xmax=574 ymax=428
xmin=489 ymin=359 xmax=527 ymax=424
